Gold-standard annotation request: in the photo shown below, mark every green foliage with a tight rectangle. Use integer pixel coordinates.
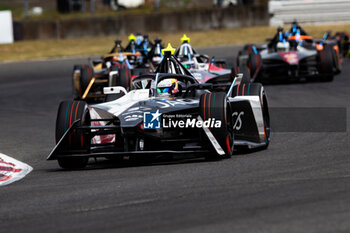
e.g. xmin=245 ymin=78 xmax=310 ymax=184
xmin=0 ymin=5 xmax=12 ymax=11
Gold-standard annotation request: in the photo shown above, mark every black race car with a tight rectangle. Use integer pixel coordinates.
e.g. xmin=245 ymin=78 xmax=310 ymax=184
xmin=72 ymin=35 xmax=159 ymax=102
xmin=48 ymin=45 xmax=270 ymax=169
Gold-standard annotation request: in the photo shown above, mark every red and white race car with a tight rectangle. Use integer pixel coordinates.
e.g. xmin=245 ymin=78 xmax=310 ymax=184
xmin=175 ymin=35 xmax=251 ymax=84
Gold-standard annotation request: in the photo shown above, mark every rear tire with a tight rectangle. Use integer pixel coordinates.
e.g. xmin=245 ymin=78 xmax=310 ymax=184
xmin=240 ymin=44 xmax=262 ymax=82
xmin=116 ymin=63 xmax=132 ymax=91
xmin=72 ymin=65 xmax=82 ymax=100
xmin=236 ymin=65 xmax=251 ymax=83
xmin=200 ymin=92 xmax=234 ymax=159
xmin=247 ymin=51 xmax=261 ymax=82
xmin=318 ymin=45 xmax=334 ymax=82
xmin=72 ymin=64 xmax=94 ymax=99
xmin=80 ymin=65 xmax=94 ymax=93
xmin=56 ymin=100 xmax=90 ymax=169
xmin=335 ymin=32 xmax=349 ymax=57
xmin=331 ymin=45 xmax=341 ymax=74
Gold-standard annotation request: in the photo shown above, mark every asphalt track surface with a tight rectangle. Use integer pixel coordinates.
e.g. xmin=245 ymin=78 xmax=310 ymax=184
xmin=0 ymin=45 xmax=350 ymax=233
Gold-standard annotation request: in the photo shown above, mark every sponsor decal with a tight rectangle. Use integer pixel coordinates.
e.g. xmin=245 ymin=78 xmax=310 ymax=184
xmin=279 ymin=52 xmax=299 ymax=65
xmin=144 ymin=110 xmax=162 ymax=129
xmin=232 ymin=111 xmax=244 ymax=130
xmin=0 ymin=153 xmax=33 ymax=186
xmin=124 ymin=114 xmax=143 ymax=122
xmin=163 ymin=116 xmax=221 ymax=128
xmin=143 ymin=110 xmax=222 ymax=129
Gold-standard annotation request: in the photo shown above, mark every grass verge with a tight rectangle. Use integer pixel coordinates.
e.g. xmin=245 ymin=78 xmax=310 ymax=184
xmin=0 ymin=24 xmax=349 ymax=62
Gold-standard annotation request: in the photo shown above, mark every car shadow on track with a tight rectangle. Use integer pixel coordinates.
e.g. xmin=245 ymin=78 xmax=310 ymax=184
xmin=91 ymin=155 xmax=210 ymax=170
xmin=46 ymin=155 xmax=209 ymax=172
xmin=45 ymin=148 xmax=262 ymax=172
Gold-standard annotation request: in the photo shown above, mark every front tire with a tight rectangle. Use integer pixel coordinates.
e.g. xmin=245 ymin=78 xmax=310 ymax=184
xmin=233 ymin=83 xmax=270 ymax=149
xmin=200 ymin=92 xmax=234 ymax=159
xmin=56 ymin=100 xmax=90 ymax=169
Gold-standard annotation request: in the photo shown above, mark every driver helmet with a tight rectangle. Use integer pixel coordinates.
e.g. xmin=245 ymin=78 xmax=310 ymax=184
xmin=157 ymin=79 xmax=179 ymax=96
xmin=277 ymin=41 xmax=290 ymax=52
xmin=181 ymin=60 xmax=194 ymax=69
xmin=136 ymin=32 xmax=143 ymax=46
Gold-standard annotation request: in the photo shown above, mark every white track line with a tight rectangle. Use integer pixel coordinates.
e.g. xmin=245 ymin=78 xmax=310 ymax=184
xmin=0 ymin=153 xmax=33 ymax=186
